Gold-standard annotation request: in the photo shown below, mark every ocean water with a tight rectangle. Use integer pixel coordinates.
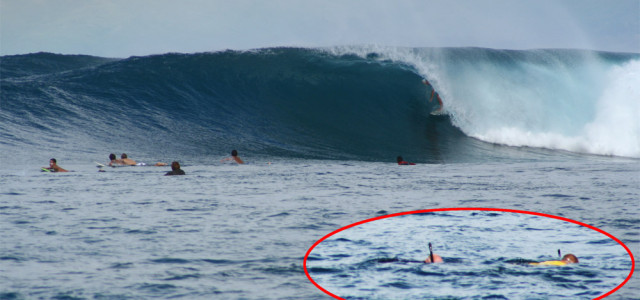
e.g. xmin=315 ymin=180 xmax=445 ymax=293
xmin=1 ymin=47 xmax=639 ymax=299
xmin=306 ymin=210 xmax=633 ymax=299
xmin=1 ymin=159 xmax=638 ymax=299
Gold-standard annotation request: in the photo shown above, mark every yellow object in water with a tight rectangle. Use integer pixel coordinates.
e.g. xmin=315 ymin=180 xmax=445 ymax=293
xmin=530 ymin=260 xmax=567 ymax=266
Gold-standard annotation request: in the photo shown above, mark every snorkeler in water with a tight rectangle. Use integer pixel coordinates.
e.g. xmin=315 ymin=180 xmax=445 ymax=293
xmin=424 ymin=242 xmax=444 ymax=263
xmin=530 ymin=253 xmax=579 ymax=266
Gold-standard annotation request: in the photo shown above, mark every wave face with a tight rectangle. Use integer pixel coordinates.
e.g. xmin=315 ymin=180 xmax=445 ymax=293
xmin=1 ymin=48 xmax=638 ymax=162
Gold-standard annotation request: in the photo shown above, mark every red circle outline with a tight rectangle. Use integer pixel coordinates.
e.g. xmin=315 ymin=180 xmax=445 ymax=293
xmin=303 ymin=207 xmax=635 ymax=300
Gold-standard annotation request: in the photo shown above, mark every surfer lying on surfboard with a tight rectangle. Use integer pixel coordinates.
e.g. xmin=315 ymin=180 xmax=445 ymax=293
xmin=422 ymin=79 xmax=443 ymax=114
xmin=119 ymin=153 xmax=137 ymax=165
xmin=397 ymin=156 xmax=416 ymax=165
xmin=107 ymin=153 xmax=132 ymax=166
xmin=107 ymin=153 xmax=167 ymax=167
xmin=42 ymin=158 xmax=68 ymax=172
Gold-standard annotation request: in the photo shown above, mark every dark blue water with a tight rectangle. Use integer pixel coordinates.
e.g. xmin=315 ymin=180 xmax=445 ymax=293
xmin=1 ymin=49 xmax=442 ymax=162
xmin=2 ymin=48 xmax=638 ymax=162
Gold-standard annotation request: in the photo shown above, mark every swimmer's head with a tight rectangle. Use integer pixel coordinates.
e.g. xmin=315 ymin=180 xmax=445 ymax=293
xmin=109 ymin=153 xmax=116 ymax=160
xmin=231 ymin=150 xmax=238 ymax=157
xmin=561 ymin=254 xmax=578 ymax=264
xmin=397 ymin=156 xmax=403 ymax=163
xmin=121 ymin=153 xmax=128 ymax=159
xmin=424 ymin=253 xmax=444 ymax=263
xmin=171 ymin=161 xmax=180 ymax=171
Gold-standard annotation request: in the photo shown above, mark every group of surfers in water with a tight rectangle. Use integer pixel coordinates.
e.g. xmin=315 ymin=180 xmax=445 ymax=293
xmin=43 ymin=150 xmax=245 ymax=176
xmin=44 ymin=156 xmax=579 ymax=266
xmin=48 ymin=151 xmax=418 ymax=173
xmin=47 ymin=152 xmax=413 ymax=174
xmin=425 ymin=243 xmax=578 ymax=266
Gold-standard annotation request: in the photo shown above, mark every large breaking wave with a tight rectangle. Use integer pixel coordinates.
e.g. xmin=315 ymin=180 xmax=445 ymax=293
xmin=1 ymin=47 xmax=638 ymax=163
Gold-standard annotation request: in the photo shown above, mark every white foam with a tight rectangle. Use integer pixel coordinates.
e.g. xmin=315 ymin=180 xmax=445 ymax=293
xmin=328 ymin=47 xmax=640 ymax=158
xmin=583 ymin=60 xmax=640 ymax=157
xmin=469 ymin=60 xmax=640 ymax=157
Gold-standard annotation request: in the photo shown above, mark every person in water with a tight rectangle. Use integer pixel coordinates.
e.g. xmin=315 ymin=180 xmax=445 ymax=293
xmin=424 ymin=253 xmax=444 ymax=263
xmin=422 ymin=79 xmax=443 ymax=113
xmin=530 ymin=254 xmax=578 ymax=266
xmin=108 ymin=153 xmax=119 ymax=166
xmin=108 ymin=153 xmax=126 ymax=166
xmin=120 ymin=153 xmax=137 ymax=166
xmin=109 ymin=153 xmax=166 ymax=166
xmin=165 ymin=161 xmax=185 ymax=176
xmin=221 ymin=150 xmax=244 ymax=164
xmin=397 ymin=156 xmax=416 ymax=165
xmin=424 ymin=243 xmax=444 ymax=263
xmin=44 ymin=158 xmax=68 ymax=172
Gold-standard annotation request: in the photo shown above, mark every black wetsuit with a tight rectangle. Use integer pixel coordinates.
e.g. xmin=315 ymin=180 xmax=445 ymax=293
xmin=165 ymin=169 xmax=185 ymax=176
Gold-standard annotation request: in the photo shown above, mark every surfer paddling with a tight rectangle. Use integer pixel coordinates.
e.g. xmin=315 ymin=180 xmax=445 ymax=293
xmin=422 ymin=79 xmax=443 ymax=113
xmin=120 ymin=153 xmax=137 ymax=166
xmin=108 ymin=153 xmax=167 ymax=166
xmin=43 ymin=158 xmax=68 ymax=172
xmin=424 ymin=242 xmax=444 ymax=263
xmin=397 ymin=156 xmax=416 ymax=165
xmin=165 ymin=161 xmax=186 ymax=176
xmin=221 ymin=150 xmax=244 ymax=164
xmin=108 ymin=153 xmax=126 ymax=166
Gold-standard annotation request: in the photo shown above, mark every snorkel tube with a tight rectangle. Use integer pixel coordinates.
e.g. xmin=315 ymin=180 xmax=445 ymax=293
xmin=429 ymin=243 xmax=434 ymax=263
